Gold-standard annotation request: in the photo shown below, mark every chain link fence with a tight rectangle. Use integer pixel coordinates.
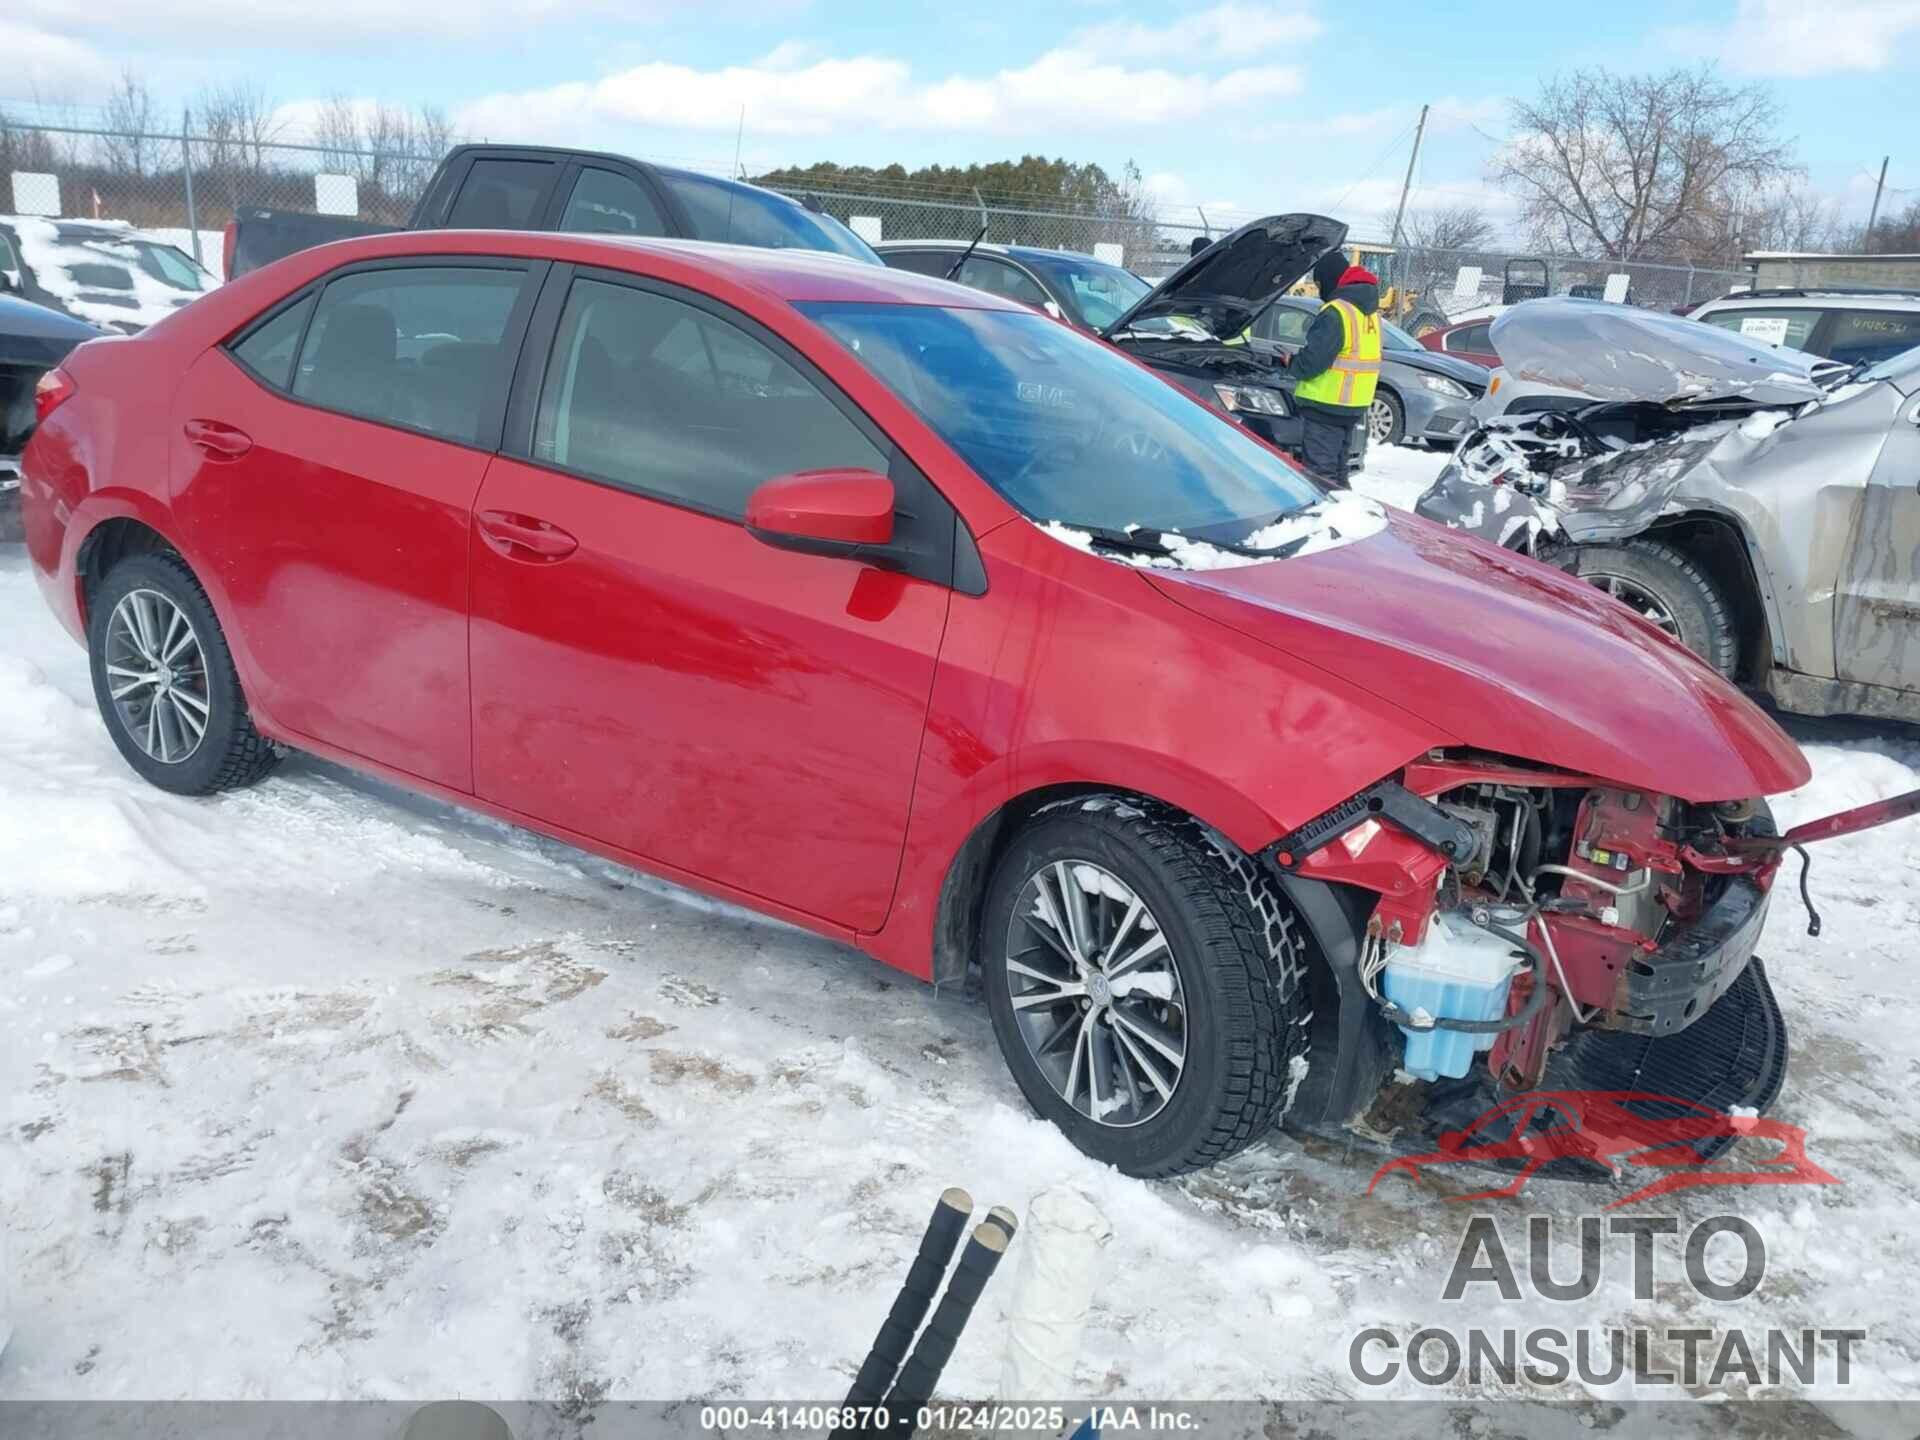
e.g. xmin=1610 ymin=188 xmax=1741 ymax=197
xmin=2 ymin=119 xmax=1751 ymax=312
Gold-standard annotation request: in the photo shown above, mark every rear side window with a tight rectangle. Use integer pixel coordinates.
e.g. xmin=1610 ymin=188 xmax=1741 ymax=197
xmin=292 ymin=266 xmax=527 ymax=444
xmin=1821 ymin=309 xmax=1920 ymax=365
xmin=231 ymin=293 xmax=316 ymax=389
xmin=1699 ymin=307 xmax=1820 ymax=351
xmin=445 ymin=160 xmax=556 ymax=229
xmin=532 ymin=277 xmax=885 ymax=516
xmin=878 ymin=250 xmax=953 ymax=278
xmin=559 ymin=168 xmax=667 ymax=237
xmin=1451 ymin=323 xmax=1493 ymax=353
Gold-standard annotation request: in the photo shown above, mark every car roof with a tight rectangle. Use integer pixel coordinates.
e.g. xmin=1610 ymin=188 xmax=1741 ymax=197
xmin=1697 ymin=291 xmax=1920 ymax=311
xmin=293 ymin=229 xmax=1030 ymax=310
xmin=875 ymin=238 xmax=1109 ymax=265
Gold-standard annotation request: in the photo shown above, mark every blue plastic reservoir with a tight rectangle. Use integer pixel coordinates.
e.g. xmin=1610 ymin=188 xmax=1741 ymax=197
xmin=1382 ymin=913 xmax=1523 ymax=1081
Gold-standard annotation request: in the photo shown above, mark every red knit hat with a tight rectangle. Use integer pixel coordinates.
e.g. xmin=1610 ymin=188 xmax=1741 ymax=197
xmin=1338 ymin=264 xmax=1379 ymax=287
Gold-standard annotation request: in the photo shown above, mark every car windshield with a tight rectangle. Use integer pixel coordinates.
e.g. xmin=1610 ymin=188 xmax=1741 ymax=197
xmin=1380 ymin=317 xmax=1421 ymax=351
xmin=1019 ymin=254 xmax=1153 ymax=330
xmin=800 ymin=302 xmax=1323 ymax=543
xmin=658 ymin=172 xmax=881 ymax=264
xmin=52 ymin=231 xmax=211 ymax=293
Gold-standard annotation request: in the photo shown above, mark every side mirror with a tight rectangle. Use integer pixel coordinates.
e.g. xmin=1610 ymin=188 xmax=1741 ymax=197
xmin=746 ymin=468 xmax=895 ymax=557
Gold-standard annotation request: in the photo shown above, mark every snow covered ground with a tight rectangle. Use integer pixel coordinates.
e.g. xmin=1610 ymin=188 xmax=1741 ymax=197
xmin=3 ymin=448 xmax=1919 ymax=1418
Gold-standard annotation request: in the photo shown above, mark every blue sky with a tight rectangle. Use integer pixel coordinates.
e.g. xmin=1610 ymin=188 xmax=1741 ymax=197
xmin=7 ymin=0 xmax=1918 ymax=240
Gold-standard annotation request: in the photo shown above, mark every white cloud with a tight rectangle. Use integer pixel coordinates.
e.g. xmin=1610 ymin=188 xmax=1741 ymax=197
xmin=1070 ymin=2 xmax=1321 ymax=59
xmin=0 ymin=21 xmax=113 ymax=101
xmin=1673 ymin=0 xmax=1920 ymax=76
xmin=17 ymin=0 xmax=723 ymax=42
xmin=454 ymin=45 xmax=1304 ymax=141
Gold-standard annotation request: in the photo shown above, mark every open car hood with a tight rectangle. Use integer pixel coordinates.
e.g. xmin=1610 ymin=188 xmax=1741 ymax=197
xmin=1103 ymin=213 xmax=1346 ymax=343
xmin=1489 ymin=298 xmax=1828 ymax=407
xmin=1144 ymin=509 xmax=1809 ymax=803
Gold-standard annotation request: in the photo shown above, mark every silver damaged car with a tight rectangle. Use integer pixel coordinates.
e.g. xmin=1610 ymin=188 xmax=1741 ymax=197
xmin=1415 ymin=299 xmax=1920 ymax=724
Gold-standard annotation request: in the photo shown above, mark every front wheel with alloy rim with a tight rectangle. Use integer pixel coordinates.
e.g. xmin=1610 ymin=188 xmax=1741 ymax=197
xmin=1366 ymin=388 xmax=1405 ymax=446
xmin=87 ymin=551 xmax=281 ymax=795
xmin=982 ymin=797 xmax=1308 ymax=1177
xmin=1570 ymin=538 xmax=1740 ymax=677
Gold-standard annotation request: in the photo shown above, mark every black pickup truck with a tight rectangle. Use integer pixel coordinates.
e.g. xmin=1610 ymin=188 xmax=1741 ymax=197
xmin=224 ymin=143 xmax=881 ymax=279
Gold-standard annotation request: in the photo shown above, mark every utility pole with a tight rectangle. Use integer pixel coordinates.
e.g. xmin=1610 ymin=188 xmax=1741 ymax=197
xmin=1388 ymin=103 xmax=1429 ymax=248
xmin=1865 ymin=155 xmax=1890 ymax=243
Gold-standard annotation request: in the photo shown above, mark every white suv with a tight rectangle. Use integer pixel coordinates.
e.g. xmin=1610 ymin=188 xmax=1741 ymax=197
xmin=1687 ymin=287 xmax=1920 ymax=366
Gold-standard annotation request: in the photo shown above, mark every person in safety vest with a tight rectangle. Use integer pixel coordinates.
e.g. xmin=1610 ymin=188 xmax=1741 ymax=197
xmin=1275 ymin=251 xmax=1382 ymax=484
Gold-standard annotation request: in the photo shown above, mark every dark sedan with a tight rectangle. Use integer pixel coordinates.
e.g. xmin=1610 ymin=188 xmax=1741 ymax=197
xmin=1 ymin=293 xmax=103 ymax=540
xmin=1247 ymin=296 xmax=1489 ymax=447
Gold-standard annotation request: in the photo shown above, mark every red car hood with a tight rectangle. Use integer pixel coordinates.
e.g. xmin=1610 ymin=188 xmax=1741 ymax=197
xmin=1145 ymin=511 xmax=1810 ymax=803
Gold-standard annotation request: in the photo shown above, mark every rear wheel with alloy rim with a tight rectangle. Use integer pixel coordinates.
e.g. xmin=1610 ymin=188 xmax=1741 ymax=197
xmin=87 ymin=550 xmax=282 ymax=795
xmin=982 ymin=796 xmax=1308 ymax=1176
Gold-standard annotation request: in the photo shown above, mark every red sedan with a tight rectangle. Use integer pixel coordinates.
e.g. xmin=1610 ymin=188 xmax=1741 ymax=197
xmin=1420 ymin=316 xmax=1501 ymax=369
xmin=20 ymin=230 xmax=1813 ymax=1178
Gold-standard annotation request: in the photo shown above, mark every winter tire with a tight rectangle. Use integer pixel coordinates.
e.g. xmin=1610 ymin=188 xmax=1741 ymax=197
xmin=1367 ymin=388 xmax=1406 ymax=447
xmin=1572 ymin=538 xmax=1740 ymax=677
xmin=981 ymin=796 xmax=1308 ymax=1177
xmin=88 ymin=550 xmax=281 ymax=795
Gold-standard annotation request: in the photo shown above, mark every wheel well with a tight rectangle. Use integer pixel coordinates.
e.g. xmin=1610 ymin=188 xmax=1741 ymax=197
xmin=1641 ymin=515 xmax=1771 ymax=684
xmin=929 ymin=783 xmax=1161 ymax=987
xmin=75 ymin=518 xmax=179 ymax=627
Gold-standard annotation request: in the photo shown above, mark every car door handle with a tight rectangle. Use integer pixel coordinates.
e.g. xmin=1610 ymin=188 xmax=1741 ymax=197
xmin=183 ymin=419 xmax=252 ymax=459
xmin=477 ymin=509 xmax=578 ymax=562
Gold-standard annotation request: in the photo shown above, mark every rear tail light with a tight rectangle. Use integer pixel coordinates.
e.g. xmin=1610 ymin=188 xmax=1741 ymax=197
xmin=35 ymin=366 xmax=77 ymax=423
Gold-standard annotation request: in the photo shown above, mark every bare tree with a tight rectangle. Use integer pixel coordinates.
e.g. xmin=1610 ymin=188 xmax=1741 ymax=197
xmin=101 ymin=69 xmax=157 ymax=177
xmin=1732 ymin=179 xmax=1844 ymax=255
xmin=1391 ymin=204 xmax=1498 ymax=252
xmin=1494 ymin=65 xmax=1799 ymax=262
xmin=194 ymin=83 xmax=281 ymax=173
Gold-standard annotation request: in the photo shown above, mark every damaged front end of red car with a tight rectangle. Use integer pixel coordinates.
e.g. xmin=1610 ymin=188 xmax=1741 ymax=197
xmin=1267 ymin=748 xmax=1919 ymax=1167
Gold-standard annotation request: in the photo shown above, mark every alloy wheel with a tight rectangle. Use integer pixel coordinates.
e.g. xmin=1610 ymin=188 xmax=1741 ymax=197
xmin=1585 ymin=571 xmax=1681 ymax=638
xmin=1004 ymin=860 xmax=1187 ymax=1128
xmin=104 ymin=588 xmax=211 ymax=765
xmin=1367 ymin=397 xmax=1395 ymax=444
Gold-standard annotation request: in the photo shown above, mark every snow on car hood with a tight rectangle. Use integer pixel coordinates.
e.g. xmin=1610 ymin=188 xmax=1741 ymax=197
xmin=1489 ymin=298 xmax=1828 ymax=407
xmin=1039 ymin=490 xmax=1389 ymax=570
xmin=1144 ymin=507 xmax=1810 ymax=803
xmin=1102 ymin=213 xmax=1347 ymax=344
xmin=7 ymin=216 xmax=214 ymax=332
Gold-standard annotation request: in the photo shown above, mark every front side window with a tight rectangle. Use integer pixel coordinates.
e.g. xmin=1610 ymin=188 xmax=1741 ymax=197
xmin=955 ymin=257 xmax=1050 ymax=310
xmin=658 ymin=171 xmax=880 ymax=263
xmin=1254 ymin=304 xmax=1313 ymax=345
xmin=533 ymin=277 xmax=886 ymax=516
xmin=446 ymin=160 xmax=556 ymax=229
xmin=560 ymin=168 xmax=668 ymax=237
xmin=292 ymin=265 xmax=526 ymax=443
xmin=1453 ymin=324 xmax=1493 ymax=353
xmin=801 ymin=302 xmax=1322 ymax=542
xmin=1699 ymin=306 xmax=1820 ymax=352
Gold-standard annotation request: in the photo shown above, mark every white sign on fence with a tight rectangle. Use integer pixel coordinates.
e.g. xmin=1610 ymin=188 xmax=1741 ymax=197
xmin=314 ymin=173 xmax=360 ymax=217
xmin=1093 ymin=242 xmax=1125 ymax=267
xmin=848 ymin=215 xmax=882 ymax=243
xmin=10 ymin=172 xmax=60 ymax=216
xmin=1452 ymin=265 xmax=1483 ymax=298
xmin=1603 ymin=272 xmax=1632 ymax=304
